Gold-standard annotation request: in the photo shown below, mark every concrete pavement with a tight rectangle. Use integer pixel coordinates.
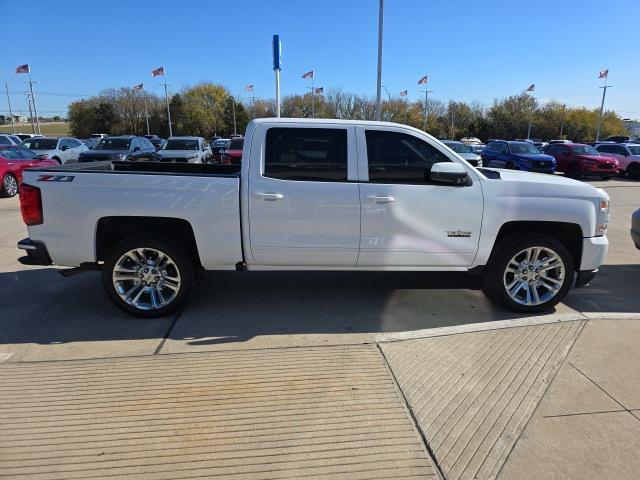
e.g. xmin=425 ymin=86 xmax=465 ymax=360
xmin=1 ymin=178 xmax=639 ymax=479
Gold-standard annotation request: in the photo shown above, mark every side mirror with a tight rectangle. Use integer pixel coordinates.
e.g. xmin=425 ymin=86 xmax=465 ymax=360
xmin=60 ymin=145 xmax=69 ymax=151
xmin=430 ymin=162 xmax=469 ymax=185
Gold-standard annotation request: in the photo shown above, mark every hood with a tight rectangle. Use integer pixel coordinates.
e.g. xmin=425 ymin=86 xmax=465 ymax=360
xmin=514 ymin=153 xmax=555 ymax=162
xmin=459 ymin=152 xmax=481 ymax=161
xmin=158 ymin=150 xmax=199 ymax=158
xmin=80 ymin=150 xmax=129 ymax=158
xmin=578 ymin=154 xmax=616 ymax=163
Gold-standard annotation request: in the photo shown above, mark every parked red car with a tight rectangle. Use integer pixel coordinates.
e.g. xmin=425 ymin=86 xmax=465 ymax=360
xmin=221 ymin=137 xmax=244 ymax=164
xmin=544 ymin=143 xmax=619 ymax=179
xmin=0 ymin=146 xmax=59 ymax=197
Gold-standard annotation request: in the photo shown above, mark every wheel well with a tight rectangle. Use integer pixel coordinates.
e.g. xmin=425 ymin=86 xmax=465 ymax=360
xmin=494 ymin=221 xmax=583 ymax=270
xmin=95 ymin=216 xmax=201 ymax=267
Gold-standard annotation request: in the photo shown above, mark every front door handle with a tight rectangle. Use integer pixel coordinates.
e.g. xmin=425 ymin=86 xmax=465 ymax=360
xmin=367 ymin=195 xmax=395 ymax=204
xmin=255 ymin=192 xmax=284 ymax=201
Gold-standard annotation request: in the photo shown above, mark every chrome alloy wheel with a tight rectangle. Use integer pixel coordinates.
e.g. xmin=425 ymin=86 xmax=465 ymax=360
xmin=503 ymin=246 xmax=565 ymax=306
xmin=112 ymin=248 xmax=181 ymax=311
xmin=4 ymin=175 xmax=18 ymax=197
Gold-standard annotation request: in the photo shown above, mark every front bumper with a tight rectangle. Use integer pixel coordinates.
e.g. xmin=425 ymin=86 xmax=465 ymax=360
xmin=17 ymin=238 xmax=52 ymax=266
xmin=580 ymin=236 xmax=609 ymax=271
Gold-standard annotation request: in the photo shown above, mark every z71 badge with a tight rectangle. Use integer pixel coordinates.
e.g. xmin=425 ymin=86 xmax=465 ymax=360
xmin=37 ymin=175 xmax=75 ymax=182
xmin=447 ymin=230 xmax=472 ymax=238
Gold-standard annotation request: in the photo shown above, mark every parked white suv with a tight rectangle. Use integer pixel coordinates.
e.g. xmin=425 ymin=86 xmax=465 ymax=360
xmin=595 ymin=143 xmax=640 ymax=178
xmin=21 ymin=137 xmax=88 ymax=164
xmin=0 ymin=134 xmax=23 ymax=146
xmin=157 ymin=136 xmax=212 ymax=163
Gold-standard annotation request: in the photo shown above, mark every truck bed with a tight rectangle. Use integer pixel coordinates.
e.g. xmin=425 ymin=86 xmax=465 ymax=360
xmin=31 ymin=160 xmax=241 ymax=177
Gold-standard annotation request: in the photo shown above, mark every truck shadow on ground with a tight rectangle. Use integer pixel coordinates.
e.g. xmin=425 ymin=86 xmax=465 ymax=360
xmin=0 ymin=264 xmax=637 ymax=348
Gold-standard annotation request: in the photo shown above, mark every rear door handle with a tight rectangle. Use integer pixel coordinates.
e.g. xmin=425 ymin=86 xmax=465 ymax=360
xmin=255 ymin=192 xmax=284 ymax=201
xmin=367 ymin=195 xmax=395 ymax=204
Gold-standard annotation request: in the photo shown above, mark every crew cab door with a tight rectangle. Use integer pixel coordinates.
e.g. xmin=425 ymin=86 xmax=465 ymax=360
xmin=247 ymin=123 xmax=360 ymax=266
xmin=356 ymin=126 xmax=483 ymax=267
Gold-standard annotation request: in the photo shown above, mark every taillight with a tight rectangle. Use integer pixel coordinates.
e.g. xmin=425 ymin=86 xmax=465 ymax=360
xmin=19 ymin=184 xmax=43 ymax=226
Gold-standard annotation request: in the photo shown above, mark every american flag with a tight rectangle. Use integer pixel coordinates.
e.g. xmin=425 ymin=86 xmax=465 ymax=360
xmin=133 ymin=83 xmax=144 ymax=91
xmin=314 ymin=87 xmax=324 ymax=94
xmin=245 ymin=84 xmax=254 ymax=92
xmin=417 ymin=75 xmax=428 ymax=85
xmin=598 ymin=69 xmax=609 ymax=79
xmin=151 ymin=66 xmax=165 ymax=77
xmin=526 ymin=84 xmax=535 ymax=92
xmin=400 ymin=90 xmax=408 ymax=97
xmin=16 ymin=64 xmax=30 ymax=74
xmin=302 ymin=70 xmax=314 ymax=79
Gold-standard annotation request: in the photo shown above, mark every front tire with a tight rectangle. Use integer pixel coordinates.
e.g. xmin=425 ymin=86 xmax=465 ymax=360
xmin=483 ymin=232 xmax=574 ymax=313
xmin=628 ymin=163 xmax=640 ymax=180
xmin=102 ymin=237 xmax=196 ymax=317
xmin=1 ymin=173 xmax=19 ymax=197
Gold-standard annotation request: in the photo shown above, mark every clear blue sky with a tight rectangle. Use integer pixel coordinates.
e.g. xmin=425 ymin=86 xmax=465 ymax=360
xmin=1 ymin=0 xmax=638 ymax=119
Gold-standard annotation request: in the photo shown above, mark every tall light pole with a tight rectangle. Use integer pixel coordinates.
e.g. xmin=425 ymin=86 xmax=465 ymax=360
xmin=375 ymin=0 xmax=384 ymax=121
xmin=559 ymin=104 xmax=566 ymax=138
xmin=25 ymin=92 xmax=35 ymax=134
xmin=595 ymin=72 xmax=611 ymax=141
xmin=5 ymin=83 xmax=16 ymax=134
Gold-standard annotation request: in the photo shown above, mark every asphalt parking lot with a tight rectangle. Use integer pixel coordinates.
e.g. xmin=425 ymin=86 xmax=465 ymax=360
xmin=1 ymin=177 xmax=639 ymax=479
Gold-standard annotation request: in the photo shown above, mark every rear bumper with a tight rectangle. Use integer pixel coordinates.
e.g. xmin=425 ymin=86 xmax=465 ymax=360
xmin=17 ymin=238 xmax=52 ymax=266
xmin=580 ymin=236 xmax=609 ymax=271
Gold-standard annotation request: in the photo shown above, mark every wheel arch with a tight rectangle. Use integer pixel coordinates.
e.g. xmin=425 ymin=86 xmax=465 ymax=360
xmin=493 ymin=221 xmax=583 ymax=271
xmin=96 ymin=216 xmax=202 ymax=267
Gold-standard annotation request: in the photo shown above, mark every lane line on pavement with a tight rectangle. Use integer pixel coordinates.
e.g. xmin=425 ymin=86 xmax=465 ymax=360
xmin=375 ymin=343 xmax=446 ymax=480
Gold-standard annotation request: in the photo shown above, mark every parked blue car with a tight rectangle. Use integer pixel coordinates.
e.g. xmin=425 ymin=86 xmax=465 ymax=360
xmin=481 ymin=140 xmax=556 ymax=173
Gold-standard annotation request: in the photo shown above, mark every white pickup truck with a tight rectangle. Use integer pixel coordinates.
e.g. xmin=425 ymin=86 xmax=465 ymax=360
xmin=17 ymin=119 xmax=609 ymax=317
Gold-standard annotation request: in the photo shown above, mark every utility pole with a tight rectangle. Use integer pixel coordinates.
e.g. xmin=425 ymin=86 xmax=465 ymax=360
xmin=559 ymin=104 xmax=566 ymax=138
xmin=231 ymin=96 xmax=237 ymax=135
xmin=25 ymin=92 xmax=35 ymax=134
xmin=375 ymin=0 xmax=384 ymax=121
xmin=5 ymin=83 xmax=15 ymax=134
xmin=595 ymin=79 xmax=611 ymax=141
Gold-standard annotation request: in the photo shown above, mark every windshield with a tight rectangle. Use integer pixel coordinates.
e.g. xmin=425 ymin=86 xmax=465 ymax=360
xmin=95 ymin=138 xmax=131 ymax=150
xmin=229 ymin=138 xmax=244 ymax=150
xmin=164 ymin=139 xmax=199 ymax=150
xmin=444 ymin=142 xmax=472 ymax=154
xmin=21 ymin=138 xmax=58 ymax=150
xmin=572 ymin=145 xmax=600 ymax=155
xmin=628 ymin=145 xmax=640 ymax=155
xmin=509 ymin=143 xmax=540 ymax=154
xmin=213 ymin=140 xmax=230 ymax=147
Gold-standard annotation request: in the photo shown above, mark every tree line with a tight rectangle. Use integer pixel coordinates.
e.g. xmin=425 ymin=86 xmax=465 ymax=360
xmin=68 ymin=82 xmax=626 ymax=142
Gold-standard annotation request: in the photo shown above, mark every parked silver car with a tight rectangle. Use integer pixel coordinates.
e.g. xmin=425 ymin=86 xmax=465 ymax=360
xmin=442 ymin=140 xmax=482 ymax=166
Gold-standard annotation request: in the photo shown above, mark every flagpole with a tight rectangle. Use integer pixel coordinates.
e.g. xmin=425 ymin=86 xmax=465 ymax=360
xmin=144 ymin=94 xmax=150 ymax=135
xmin=5 ymin=83 xmax=16 ymax=134
xmin=311 ymin=75 xmax=315 ymax=118
xmin=27 ymin=73 xmax=41 ymax=135
xmin=25 ymin=92 xmax=35 ymax=134
xmin=252 ymin=94 xmax=256 ymax=119
xmin=232 ymin=96 xmax=237 ymax=135
xmin=595 ymin=75 xmax=610 ymax=141
xmin=404 ymin=97 xmax=408 ymax=125
xmin=163 ymin=81 xmax=173 ymax=137
xmin=375 ymin=0 xmax=384 ymax=121
xmin=421 ymin=88 xmax=433 ymax=131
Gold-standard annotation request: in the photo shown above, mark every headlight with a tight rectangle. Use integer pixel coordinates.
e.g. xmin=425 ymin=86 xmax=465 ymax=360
xmin=595 ymin=190 xmax=609 ymax=236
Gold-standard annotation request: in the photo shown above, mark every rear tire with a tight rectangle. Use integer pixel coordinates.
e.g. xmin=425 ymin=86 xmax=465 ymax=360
xmin=102 ymin=236 xmax=196 ymax=318
xmin=483 ymin=232 xmax=574 ymax=313
xmin=628 ymin=163 xmax=640 ymax=180
xmin=52 ymin=157 xmax=62 ymax=165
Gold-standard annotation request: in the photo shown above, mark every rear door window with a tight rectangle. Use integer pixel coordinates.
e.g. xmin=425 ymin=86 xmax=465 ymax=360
xmin=264 ymin=128 xmax=348 ymax=182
